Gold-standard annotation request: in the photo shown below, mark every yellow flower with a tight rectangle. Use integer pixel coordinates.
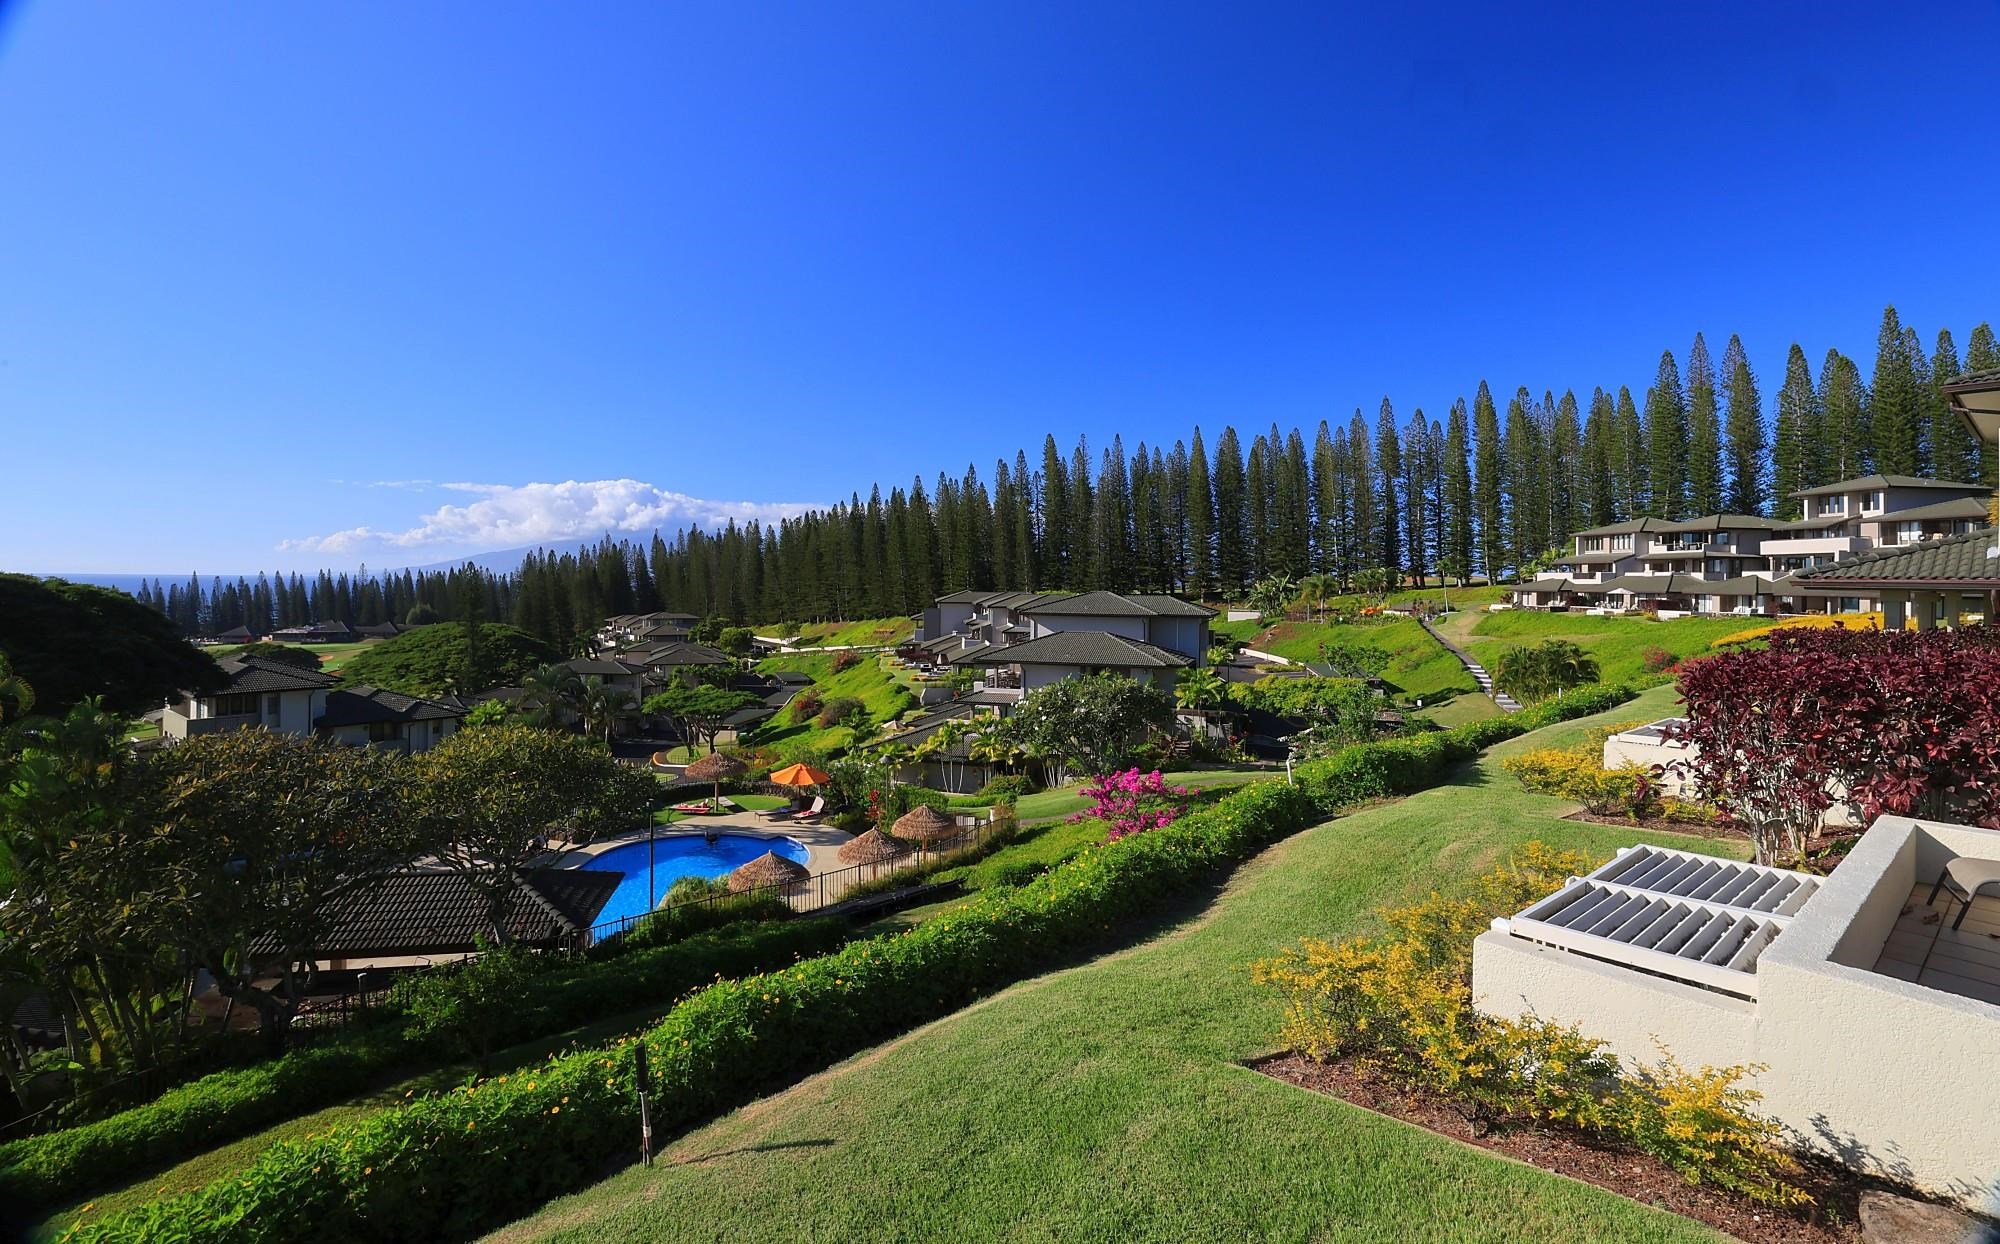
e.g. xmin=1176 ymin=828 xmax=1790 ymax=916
xmin=551 ymin=1105 xmax=561 ymax=1114
xmin=363 ymin=1166 xmax=373 ymax=1176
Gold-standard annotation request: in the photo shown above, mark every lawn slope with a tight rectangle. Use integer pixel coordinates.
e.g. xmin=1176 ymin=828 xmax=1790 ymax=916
xmin=488 ymin=685 xmax=1734 ymax=1244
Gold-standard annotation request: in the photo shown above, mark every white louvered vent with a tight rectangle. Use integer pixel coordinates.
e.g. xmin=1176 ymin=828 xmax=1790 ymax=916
xmin=1495 ymin=845 xmax=1819 ymax=1000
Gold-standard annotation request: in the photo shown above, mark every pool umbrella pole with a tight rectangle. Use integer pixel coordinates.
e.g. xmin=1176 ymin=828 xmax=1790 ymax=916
xmin=681 ymin=751 xmax=748 ymax=815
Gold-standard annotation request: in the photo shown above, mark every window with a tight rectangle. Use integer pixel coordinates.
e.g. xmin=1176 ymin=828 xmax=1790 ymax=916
xmin=211 ymin=692 xmax=261 ymax=716
xmin=366 ymin=721 xmax=400 ymax=742
xmin=1894 ymin=521 xmax=1923 ymax=544
xmin=1864 ymin=491 xmax=1883 ymax=511
xmin=265 ymin=694 xmax=281 ymax=718
xmin=1821 ymin=495 xmax=1847 ymax=515
xmin=1612 ymin=534 xmax=1633 ymax=551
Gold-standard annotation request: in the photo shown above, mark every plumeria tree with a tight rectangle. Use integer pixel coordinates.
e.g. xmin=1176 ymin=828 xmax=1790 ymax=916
xmin=997 ymin=672 xmax=1176 ymax=788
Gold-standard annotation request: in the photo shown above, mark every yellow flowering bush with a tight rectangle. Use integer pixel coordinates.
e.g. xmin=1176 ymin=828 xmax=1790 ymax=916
xmin=1254 ymin=844 xmax=1812 ymax=1209
xmin=1711 ymin=611 xmax=1886 ymax=649
xmin=1501 ymin=746 xmax=1657 ymax=816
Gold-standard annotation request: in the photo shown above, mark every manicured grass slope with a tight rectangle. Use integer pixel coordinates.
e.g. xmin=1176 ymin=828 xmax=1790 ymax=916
xmin=745 ymin=652 xmax=916 ymax=760
xmin=488 ymin=687 xmax=1733 ymax=1244
xmin=1462 ymin=611 xmax=1748 ymax=688
xmin=771 ymin=617 xmax=916 ymax=648
xmin=1254 ymin=617 xmax=1478 ymax=699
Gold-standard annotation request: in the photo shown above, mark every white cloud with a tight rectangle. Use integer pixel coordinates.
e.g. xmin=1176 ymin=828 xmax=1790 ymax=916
xmin=280 ymin=478 xmax=821 ymax=556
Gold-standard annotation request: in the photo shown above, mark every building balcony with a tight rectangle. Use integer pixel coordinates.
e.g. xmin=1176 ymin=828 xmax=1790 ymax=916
xmin=1760 ymin=536 xmax=1865 ymax=557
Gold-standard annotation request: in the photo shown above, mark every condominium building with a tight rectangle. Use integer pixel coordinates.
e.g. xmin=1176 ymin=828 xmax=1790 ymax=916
xmin=1511 ymin=474 xmax=1988 ymax=615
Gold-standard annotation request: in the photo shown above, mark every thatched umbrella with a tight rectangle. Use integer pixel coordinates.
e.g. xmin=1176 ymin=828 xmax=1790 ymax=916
xmin=682 ymin=751 xmax=747 ymax=812
xmin=838 ymin=828 xmax=908 ymax=866
xmin=728 ymin=850 xmax=810 ymax=893
xmin=892 ymin=803 xmax=958 ymax=846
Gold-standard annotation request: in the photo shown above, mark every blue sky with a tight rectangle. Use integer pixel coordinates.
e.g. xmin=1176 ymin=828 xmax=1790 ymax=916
xmin=4 ymin=2 xmax=1997 ymax=574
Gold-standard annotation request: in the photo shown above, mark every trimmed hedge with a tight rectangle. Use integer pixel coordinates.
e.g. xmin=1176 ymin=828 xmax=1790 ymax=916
xmin=2 ymin=918 xmax=847 ymax=1211
xmin=70 ymin=684 xmax=1635 ymax=1242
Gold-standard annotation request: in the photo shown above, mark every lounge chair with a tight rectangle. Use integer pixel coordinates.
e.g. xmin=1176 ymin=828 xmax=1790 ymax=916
xmin=790 ymin=795 xmax=829 ymax=824
xmin=757 ymin=800 xmax=802 ymax=821
xmin=1928 ymin=856 xmax=2000 ymax=931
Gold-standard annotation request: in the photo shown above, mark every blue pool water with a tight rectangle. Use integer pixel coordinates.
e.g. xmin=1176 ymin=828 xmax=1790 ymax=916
xmin=584 ymin=833 xmax=810 ymax=931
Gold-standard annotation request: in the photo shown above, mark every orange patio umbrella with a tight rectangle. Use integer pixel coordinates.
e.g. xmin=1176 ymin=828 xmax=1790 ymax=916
xmin=769 ymin=762 xmax=832 ymax=787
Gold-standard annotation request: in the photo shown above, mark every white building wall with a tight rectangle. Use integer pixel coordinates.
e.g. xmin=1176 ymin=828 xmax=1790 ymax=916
xmin=1474 ymin=817 xmax=2000 ymax=1214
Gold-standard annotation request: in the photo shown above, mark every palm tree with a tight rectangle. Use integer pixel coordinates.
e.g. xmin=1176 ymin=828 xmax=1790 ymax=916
xmin=517 ymin=664 xmax=584 ymax=729
xmin=579 ymin=677 xmax=637 ymax=746
xmin=1174 ymin=667 xmax=1229 ymax=712
xmin=1298 ymin=573 xmax=1340 ymax=621
xmin=1248 ymin=574 xmax=1299 ymax=620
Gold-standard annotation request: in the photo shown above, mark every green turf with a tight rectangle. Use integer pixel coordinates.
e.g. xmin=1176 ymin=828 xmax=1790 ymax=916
xmin=744 ymin=652 xmax=918 ymax=761
xmin=482 ymin=684 xmax=1736 ymax=1244
xmin=767 ymin=618 xmax=916 ymax=648
xmin=1462 ymin=611 xmax=1747 ymax=689
xmin=1250 ymin=617 xmax=1478 ymax=699
xmin=200 ymin=640 xmax=378 ymax=675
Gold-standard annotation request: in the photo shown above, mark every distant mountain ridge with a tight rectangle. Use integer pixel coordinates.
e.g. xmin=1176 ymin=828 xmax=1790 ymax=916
xmin=26 ymin=534 xmax=617 ymax=595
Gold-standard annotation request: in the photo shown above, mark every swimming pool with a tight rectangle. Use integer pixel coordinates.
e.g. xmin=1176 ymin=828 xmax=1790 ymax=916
xmin=582 ymin=833 xmax=811 ymax=932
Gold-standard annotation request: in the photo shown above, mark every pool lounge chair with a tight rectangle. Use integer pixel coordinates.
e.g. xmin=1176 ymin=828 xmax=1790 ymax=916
xmin=757 ymin=798 xmax=806 ymax=822
xmin=790 ymin=795 xmax=830 ymax=824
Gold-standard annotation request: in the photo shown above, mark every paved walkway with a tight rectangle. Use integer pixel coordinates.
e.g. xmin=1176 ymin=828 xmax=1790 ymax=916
xmin=1418 ymin=615 xmax=1521 ymax=712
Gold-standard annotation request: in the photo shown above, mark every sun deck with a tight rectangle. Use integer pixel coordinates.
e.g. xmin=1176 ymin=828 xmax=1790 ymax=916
xmin=1872 ymin=882 xmax=2000 ymax=1006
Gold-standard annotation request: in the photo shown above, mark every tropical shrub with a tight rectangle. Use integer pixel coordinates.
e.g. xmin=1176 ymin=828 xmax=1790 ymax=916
xmin=0 ymin=919 xmax=843 ymax=1210
xmin=830 ymin=649 xmax=863 ymax=673
xmin=815 ymin=696 xmax=867 ymax=729
xmin=788 ymin=687 xmax=824 ymax=723
xmin=391 ymin=943 xmax=546 ymax=1073
xmin=338 ymin=622 xmax=557 ymax=697
xmin=62 ymin=685 xmax=1640 ymax=1241
xmin=1492 ymin=640 xmax=1600 ymax=704
xmin=972 ymin=773 xmax=1036 ymax=801
xmin=1253 ymin=846 xmax=1810 ymax=1210
xmin=1677 ymin=626 xmax=2000 ymax=864
xmin=1639 ymin=644 xmax=1677 ymax=673
xmin=1502 ymin=746 xmax=1658 ymax=817
xmin=1072 ymin=768 xmax=1194 ymax=840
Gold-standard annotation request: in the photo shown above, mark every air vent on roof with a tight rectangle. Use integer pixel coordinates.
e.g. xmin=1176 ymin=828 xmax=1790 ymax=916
xmin=1495 ymin=845 xmax=1819 ymax=1000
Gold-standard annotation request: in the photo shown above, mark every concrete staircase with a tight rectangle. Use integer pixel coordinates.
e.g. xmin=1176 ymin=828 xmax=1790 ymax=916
xmin=1417 ymin=616 xmax=1521 ymax=713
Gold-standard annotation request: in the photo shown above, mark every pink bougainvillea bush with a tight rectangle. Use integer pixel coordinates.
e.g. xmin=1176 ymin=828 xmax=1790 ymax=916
xmin=1074 ymin=768 xmax=1194 ymax=840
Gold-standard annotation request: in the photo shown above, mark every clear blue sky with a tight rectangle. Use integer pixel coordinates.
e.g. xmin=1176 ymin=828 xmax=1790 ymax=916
xmin=4 ymin=1 xmax=1997 ymax=575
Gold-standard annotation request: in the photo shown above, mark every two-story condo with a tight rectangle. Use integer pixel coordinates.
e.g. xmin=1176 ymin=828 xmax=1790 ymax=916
xmin=162 ymin=655 xmax=467 ymax=752
xmin=913 ymin=590 xmax=1213 ymax=695
xmin=1513 ymin=473 xmax=1990 ymax=616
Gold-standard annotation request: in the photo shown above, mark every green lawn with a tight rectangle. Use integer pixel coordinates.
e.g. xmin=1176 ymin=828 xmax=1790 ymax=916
xmin=484 ymin=685 xmax=1737 ymax=1244
xmin=955 ymin=767 xmax=1272 ymax=824
xmin=1462 ymin=611 xmax=1748 ymax=688
xmin=1251 ymin=617 xmax=1478 ymax=699
xmin=744 ymin=652 xmax=918 ymax=761
xmin=766 ymin=617 xmax=916 ymax=648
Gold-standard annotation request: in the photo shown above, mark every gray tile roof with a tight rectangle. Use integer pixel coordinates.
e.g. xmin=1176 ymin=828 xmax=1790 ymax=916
xmin=1572 ymin=517 xmax=1673 ymax=537
xmin=1792 ymin=528 xmax=2000 ymax=584
xmin=635 ymin=642 xmax=731 ymax=666
xmin=1873 ymin=496 xmax=1990 ymax=523
xmin=250 ymin=867 xmax=621 ymax=959
xmin=1945 ymin=367 xmax=2000 ymax=392
xmin=214 ymin=655 xmax=340 ymax=695
xmin=1017 ymin=590 xmax=1211 ymax=618
xmin=1652 ymin=514 xmax=1785 ymax=532
xmin=1789 ymin=473 xmax=1983 ymax=497
xmin=970 ymin=630 xmax=1190 ymax=668
xmin=316 ymin=685 xmax=469 ymax=728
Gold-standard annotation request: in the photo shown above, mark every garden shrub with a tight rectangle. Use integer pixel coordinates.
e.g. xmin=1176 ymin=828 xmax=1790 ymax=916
xmin=1253 ymin=845 xmax=1810 ymax=1210
xmin=63 ymin=684 xmax=1642 ymax=1242
xmin=600 ymin=877 xmax=791 ymax=953
xmin=788 ymin=688 xmax=824 ymax=723
xmin=1640 ymin=644 xmax=1677 ymax=673
xmin=1502 ymin=747 xmax=1657 ymax=816
xmin=1 ymin=919 xmax=844 ymax=1211
xmin=391 ymin=943 xmax=547 ymax=1073
xmin=972 ymin=773 xmax=1037 ymax=801
xmin=830 ymin=649 xmax=863 ymax=673
xmin=815 ymin=696 xmax=866 ymax=729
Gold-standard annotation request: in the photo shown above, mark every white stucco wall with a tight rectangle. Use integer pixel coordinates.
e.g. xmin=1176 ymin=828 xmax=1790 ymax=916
xmin=1473 ymin=816 xmax=2000 ymax=1214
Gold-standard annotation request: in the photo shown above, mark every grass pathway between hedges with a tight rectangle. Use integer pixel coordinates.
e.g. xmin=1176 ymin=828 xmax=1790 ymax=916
xmin=487 ymin=687 xmax=1746 ymax=1244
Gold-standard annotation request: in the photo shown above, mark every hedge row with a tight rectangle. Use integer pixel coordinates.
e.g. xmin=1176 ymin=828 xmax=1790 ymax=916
xmin=2 ymin=917 xmax=847 ymax=1211
xmin=70 ymin=684 xmax=1635 ymax=1242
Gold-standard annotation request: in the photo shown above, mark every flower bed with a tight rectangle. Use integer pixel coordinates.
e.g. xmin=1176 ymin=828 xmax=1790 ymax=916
xmin=62 ymin=685 xmax=1638 ymax=1242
